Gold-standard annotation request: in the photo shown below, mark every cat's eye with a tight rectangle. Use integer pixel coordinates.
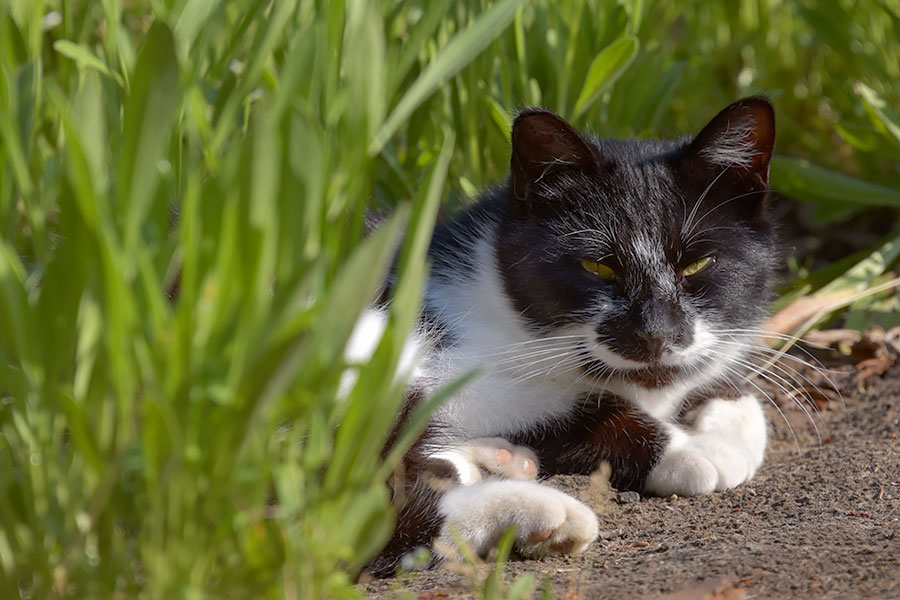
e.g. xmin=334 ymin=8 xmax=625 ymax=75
xmin=682 ymin=256 xmax=716 ymax=277
xmin=580 ymin=260 xmax=616 ymax=280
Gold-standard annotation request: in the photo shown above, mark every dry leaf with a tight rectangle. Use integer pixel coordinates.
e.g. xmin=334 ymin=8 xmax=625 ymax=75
xmin=761 ymin=291 xmax=856 ymax=338
xmin=658 ymin=580 xmax=747 ymax=600
xmin=804 ymin=329 xmax=862 ymax=350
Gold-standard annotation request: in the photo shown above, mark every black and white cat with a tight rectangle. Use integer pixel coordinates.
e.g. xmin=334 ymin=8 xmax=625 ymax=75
xmin=357 ymin=97 xmax=778 ymax=576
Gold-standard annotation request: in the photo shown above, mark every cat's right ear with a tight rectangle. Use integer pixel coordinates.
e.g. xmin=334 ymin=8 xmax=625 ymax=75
xmin=684 ymin=97 xmax=776 ymax=189
xmin=511 ymin=109 xmax=597 ymax=201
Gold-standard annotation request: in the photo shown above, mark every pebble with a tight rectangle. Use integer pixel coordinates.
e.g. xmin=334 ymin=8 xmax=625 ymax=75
xmin=616 ymin=491 xmax=641 ymax=504
xmin=597 ymin=529 xmax=622 ymax=540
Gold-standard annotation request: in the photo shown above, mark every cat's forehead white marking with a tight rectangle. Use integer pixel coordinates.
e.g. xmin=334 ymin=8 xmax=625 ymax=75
xmin=630 ymin=231 xmax=660 ymax=263
xmin=629 ymin=231 xmax=676 ymax=294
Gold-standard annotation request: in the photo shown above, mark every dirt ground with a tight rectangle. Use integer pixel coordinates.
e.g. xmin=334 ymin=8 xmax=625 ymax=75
xmin=362 ymin=360 xmax=900 ymax=599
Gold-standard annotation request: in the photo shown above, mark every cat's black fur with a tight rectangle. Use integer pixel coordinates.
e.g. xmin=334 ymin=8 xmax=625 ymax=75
xmin=498 ymin=105 xmax=776 ymax=361
xmin=367 ymin=98 xmax=778 ymax=577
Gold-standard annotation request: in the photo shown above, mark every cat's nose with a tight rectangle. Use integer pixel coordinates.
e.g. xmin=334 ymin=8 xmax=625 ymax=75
xmin=635 ymin=330 xmax=666 ymax=359
xmin=634 ymin=298 xmax=684 ymax=359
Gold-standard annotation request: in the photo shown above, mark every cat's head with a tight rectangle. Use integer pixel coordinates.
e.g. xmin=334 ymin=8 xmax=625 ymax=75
xmin=497 ymin=98 xmax=777 ymax=392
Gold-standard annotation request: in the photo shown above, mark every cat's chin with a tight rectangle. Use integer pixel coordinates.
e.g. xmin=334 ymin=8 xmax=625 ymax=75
xmin=585 ymin=358 xmax=686 ymax=389
xmin=617 ymin=364 xmax=683 ymax=388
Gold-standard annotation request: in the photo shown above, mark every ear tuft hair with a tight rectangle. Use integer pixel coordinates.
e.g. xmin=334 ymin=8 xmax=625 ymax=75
xmin=688 ymin=98 xmax=775 ymax=186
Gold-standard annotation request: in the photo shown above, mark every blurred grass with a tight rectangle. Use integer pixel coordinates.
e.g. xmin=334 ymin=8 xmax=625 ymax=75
xmin=0 ymin=0 xmax=899 ymax=598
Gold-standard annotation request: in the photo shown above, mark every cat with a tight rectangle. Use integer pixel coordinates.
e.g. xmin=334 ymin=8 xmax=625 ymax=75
xmin=358 ymin=97 xmax=778 ymax=577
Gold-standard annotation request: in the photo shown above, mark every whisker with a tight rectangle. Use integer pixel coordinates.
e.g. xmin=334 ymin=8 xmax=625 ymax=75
xmin=502 ymin=359 xmax=588 ymax=388
xmin=704 ymin=355 xmax=802 ymax=453
xmin=456 ymin=334 xmax=588 ymax=357
xmin=685 ymin=189 xmax=769 ymax=240
xmin=479 ymin=343 xmax=585 ymax=367
xmin=496 ymin=350 xmax=590 ymax=386
xmin=490 ymin=350 xmax=586 ymax=377
xmin=742 ymin=349 xmax=831 ymax=414
xmin=712 ymin=334 xmax=845 ymax=408
xmin=682 ymin=167 xmax=729 ymax=237
xmin=707 ymin=348 xmax=823 ymax=445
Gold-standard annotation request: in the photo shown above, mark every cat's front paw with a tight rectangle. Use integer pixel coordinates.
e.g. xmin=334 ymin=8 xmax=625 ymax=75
xmin=429 ymin=438 xmax=539 ymax=484
xmin=513 ymin=485 xmax=598 ymax=557
xmin=645 ymin=395 xmax=767 ymax=496
xmin=645 ymin=435 xmax=755 ymax=495
xmin=437 ymin=480 xmax=598 ymax=560
xmin=644 ymin=445 xmax=718 ymax=496
xmin=462 ymin=437 xmax=539 ymax=481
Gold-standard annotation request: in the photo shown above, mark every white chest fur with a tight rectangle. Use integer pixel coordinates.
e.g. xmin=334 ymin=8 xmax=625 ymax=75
xmin=422 ymin=238 xmax=595 ymax=439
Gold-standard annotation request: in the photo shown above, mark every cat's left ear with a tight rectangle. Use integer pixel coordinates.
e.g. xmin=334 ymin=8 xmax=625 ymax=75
xmin=511 ymin=109 xmax=598 ymax=201
xmin=684 ymin=97 xmax=775 ymax=189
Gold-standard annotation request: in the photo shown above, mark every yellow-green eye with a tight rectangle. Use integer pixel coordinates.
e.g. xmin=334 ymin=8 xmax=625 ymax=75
xmin=580 ymin=260 xmax=616 ymax=279
xmin=683 ymin=256 xmax=716 ymax=277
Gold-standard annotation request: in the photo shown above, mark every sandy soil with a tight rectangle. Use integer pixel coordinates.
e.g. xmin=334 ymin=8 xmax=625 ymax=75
xmin=362 ymin=363 xmax=900 ymax=599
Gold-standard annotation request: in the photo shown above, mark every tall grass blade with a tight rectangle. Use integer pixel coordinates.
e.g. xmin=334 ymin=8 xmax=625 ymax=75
xmin=771 ymin=156 xmax=900 ymax=209
xmin=573 ymin=36 xmax=638 ymax=117
xmin=53 ymin=40 xmax=125 ymax=86
xmin=115 ymin=21 xmax=180 ymax=250
xmin=816 ymin=233 xmax=900 ymax=297
xmin=368 ymin=0 xmax=523 ymax=155
xmin=855 ymin=81 xmax=900 ymax=148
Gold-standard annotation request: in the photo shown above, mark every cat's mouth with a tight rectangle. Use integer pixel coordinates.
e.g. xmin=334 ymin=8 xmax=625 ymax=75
xmin=617 ymin=363 xmax=682 ymax=388
xmin=584 ymin=343 xmax=691 ymax=388
xmin=584 ymin=355 xmax=683 ymax=389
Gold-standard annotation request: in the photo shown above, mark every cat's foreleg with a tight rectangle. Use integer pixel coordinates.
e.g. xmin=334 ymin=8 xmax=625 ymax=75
xmin=425 ymin=440 xmax=596 ymax=560
xmin=644 ymin=393 xmax=767 ymax=496
xmin=367 ymin=438 xmax=591 ymax=576
xmin=426 ymin=439 xmax=596 ymax=561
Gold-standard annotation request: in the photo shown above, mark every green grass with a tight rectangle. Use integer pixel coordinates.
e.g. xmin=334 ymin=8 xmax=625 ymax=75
xmin=0 ymin=0 xmax=898 ymax=598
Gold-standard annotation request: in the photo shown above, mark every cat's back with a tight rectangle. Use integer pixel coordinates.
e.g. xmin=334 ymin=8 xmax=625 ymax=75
xmin=422 ymin=189 xmax=509 ymax=348
xmin=427 ymin=189 xmax=506 ymax=279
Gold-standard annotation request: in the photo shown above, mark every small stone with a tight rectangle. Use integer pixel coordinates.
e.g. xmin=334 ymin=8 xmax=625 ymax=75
xmin=597 ymin=529 xmax=621 ymax=540
xmin=616 ymin=491 xmax=641 ymax=504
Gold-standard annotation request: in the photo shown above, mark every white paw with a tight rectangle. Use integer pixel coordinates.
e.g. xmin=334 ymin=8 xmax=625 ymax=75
xmin=645 ymin=446 xmax=718 ymax=496
xmin=428 ymin=438 xmax=539 ymax=485
xmin=514 ymin=486 xmax=598 ymax=557
xmin=437 ymin=480 xmax=599 ymax=560
xmin=645 ymin=395 xmax=767 ymax=497
xmin=461 ymin=438 xmax=539 ymax=481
